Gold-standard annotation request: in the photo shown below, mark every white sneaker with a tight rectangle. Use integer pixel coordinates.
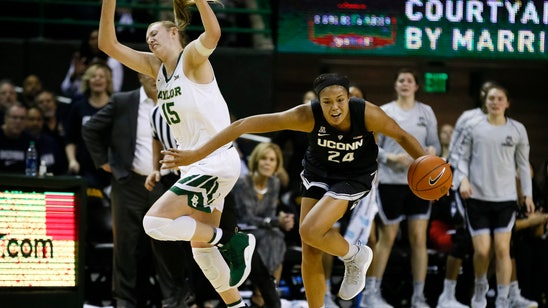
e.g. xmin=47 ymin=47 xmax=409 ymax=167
xmin=471 ymin=282 xmax=488 ymax=308
xmin=510 ymin=293 xmax=538 ymax=308
xmin=495 ymin=297 xmax=510 ymax=308
xmin=325 ymin=292 xmax=339 ymax=308
xmin=437 ymin=293 xmax=469 ymax=308
xmin=359 ymin=290 xmax=393 ymax=308
xmin=337 ymin=245 xmax=373 ymax=300
xmin=412 ymin=294 xmax=430 ymax=308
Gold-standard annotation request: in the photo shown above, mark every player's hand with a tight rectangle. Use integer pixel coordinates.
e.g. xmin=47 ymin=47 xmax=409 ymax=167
xmin=459 ymin=177 xmax=473 ymax=199
xmin=397 ymin=153 xmax=414 ymax=168
xmin=160 ymin=149 xmax=198 ymax=169
xmin=101 ymin=163 xmax=112 ymax=173
xmin=68 ymin=159 xmax=80 ymax=174
xmin=425 ymin=146 xmax=437 ymax=156
xmin=524 ymin=196 xmax=535 ymax=215
xmin=388 ymin=153 xmax=413 ymax=168
xmin=144 ymin=171 xmax=160 ymax=191
xmin=278 ymin=211 xmax=295 ymax=231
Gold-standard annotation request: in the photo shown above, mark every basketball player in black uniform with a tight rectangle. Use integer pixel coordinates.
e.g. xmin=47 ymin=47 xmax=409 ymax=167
xmin=160 ymin=73 xmax=428 ymax=308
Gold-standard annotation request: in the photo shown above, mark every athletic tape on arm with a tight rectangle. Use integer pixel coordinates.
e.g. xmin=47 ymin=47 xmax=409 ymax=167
xmin=195 ymin=36 xmax=215 ymax=57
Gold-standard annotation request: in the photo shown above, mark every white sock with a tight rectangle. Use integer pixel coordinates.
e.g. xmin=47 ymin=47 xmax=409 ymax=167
xmin=475 ymin=274 xmax=488 ymax=287
xmin=227 ymin=299 xmax=245 ymax=308
xmin=413 ymin=281 xmax=425 ymax=298
xmin=342 ymin=244 xmax=358 ymax=260
xmin=365 ymin=277 xmax=377 ymax=295
xmin=443 ymin=279 xmax=457 ymax=296
xmin=509 ymin=281 xmax=520 ymax=297
xmin=209 ymin=227 xmax=223 ymax=245
xmin=497 ymin=284 xmax=510 ymax=300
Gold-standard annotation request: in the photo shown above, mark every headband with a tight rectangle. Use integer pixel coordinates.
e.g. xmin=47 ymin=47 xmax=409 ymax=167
xmin=313 ymin=73 xmax=350 ymax=96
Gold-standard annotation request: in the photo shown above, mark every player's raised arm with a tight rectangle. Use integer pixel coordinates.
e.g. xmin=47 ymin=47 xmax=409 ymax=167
xmin=183 ymin=0 xmax=221 ymax=68
xmin=98 ymin=0 xmax=159 ymax=77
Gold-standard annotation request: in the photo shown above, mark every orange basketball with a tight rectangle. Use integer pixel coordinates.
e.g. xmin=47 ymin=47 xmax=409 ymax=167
xmin=407 ymin=155 xmax=452 ymax=201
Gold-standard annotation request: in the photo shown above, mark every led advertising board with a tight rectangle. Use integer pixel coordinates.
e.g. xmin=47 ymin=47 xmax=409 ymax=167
xmin=277 ymin=0 xmax=548 ymax=60
xmin=0 ymin=175 xmax=85 ymax=307
xmin=0 ymin=190 xmax=78 ymax=287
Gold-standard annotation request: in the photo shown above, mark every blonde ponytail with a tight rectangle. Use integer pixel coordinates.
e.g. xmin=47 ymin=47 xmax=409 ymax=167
xmin=172 ymin=0 xmax=223 ymax=30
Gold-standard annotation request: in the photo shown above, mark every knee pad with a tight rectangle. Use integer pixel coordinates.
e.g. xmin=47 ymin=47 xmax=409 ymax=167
xmin=143 ymin=215 xmax=196 ymax=241
xmin=192 ymin=247 xmax=231 ymax=292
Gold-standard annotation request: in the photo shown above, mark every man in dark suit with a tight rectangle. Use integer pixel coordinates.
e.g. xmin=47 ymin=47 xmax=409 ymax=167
xmin=82 ymin=73 xmax=189 ymax=308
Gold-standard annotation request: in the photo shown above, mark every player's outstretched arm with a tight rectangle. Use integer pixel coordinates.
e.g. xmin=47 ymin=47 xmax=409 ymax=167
xmin=183 ymin=0 xmax=221 ymax=67
xmin=98 ymin=0 xmax=159 ymax=77
xmin=161 ymin=104 xmax=313 ymax=168
xmin=365 ymin=101 xmax=426 ymax=159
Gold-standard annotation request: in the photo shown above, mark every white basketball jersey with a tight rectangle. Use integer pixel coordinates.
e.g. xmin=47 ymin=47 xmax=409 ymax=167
xmin=156 ymin=55 xmax=231 ymax=155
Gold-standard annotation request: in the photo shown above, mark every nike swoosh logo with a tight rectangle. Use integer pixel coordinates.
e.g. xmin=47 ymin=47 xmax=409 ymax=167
xmin=429 ymin=167 xmax=446 ymax=185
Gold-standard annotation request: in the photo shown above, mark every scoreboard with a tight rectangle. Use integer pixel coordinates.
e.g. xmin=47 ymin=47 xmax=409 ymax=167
xmin=277 ymin=0 xmax=548 ymax=60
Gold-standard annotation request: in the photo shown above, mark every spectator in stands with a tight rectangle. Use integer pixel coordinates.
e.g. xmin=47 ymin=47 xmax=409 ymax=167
xmin=114 ymin=2 xmax=155 ymax=43
xmin=64 ymin=63 xmax=113 ymax=188
xmin=0 ymin=79 xmax=18 ymax=107
xmin=35 ymin=89 xmax=68 ymax=174
xmin=439 ymin=124 xmax=453 ymax=160
xmin=0 ymin=103 xmax=32 ymax=174
xmin=24 ymin=105 xmax=61 ymax=175
xmin=61 ymin=29 xmax=124 ymax=97
xmin=0 ymin=79 xmax=18 ymax=125
xmin=349 ymin=84 xmax=365 ymax=101
xmin=21 ymin=74 xmax=43 ymax=107
xmin=243 ymin=0 xmax=273 ymax=49
xmin=232 ymin=142 xmax=293 ymax=308
xmin=64 ymin=62 xmax=114 ymax=304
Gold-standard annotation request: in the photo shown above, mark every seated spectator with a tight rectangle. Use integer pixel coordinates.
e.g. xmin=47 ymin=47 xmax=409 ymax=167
xmin=61 ymin=29 xmax=123 ymax=97
xmin=25 ymin=105 xmax=62 ymax=175
xmin=232 ymin=142 xmax=295 ymax=308
xmin=64 ymin=63 xmax=113 ymax=187
xmin=21 ymin=74 xmax=43 ymax=107
xmin=0 ymin=103 xmax=32 ymax=174
xmin=35 ymin=89 xmax=69 ymax=174
xmin=0 ymin=79 xmax=18 ymax=125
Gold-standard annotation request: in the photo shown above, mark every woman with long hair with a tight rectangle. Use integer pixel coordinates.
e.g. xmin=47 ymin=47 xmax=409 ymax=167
xmin=99 ymin=1 xmax=255 ymax=307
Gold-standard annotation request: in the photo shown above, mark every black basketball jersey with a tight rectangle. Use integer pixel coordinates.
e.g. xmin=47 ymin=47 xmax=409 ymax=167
xmin=303 ymin=98 xmax=378 ymax=180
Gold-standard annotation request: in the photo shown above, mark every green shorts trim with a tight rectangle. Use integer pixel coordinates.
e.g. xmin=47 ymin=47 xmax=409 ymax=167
xmin=169 ymin=174 xmax=220 ymax=213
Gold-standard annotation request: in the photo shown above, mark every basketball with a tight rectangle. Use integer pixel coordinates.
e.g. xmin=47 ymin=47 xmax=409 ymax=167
xmin=407 ymin=155 xmax=452 ymax=201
